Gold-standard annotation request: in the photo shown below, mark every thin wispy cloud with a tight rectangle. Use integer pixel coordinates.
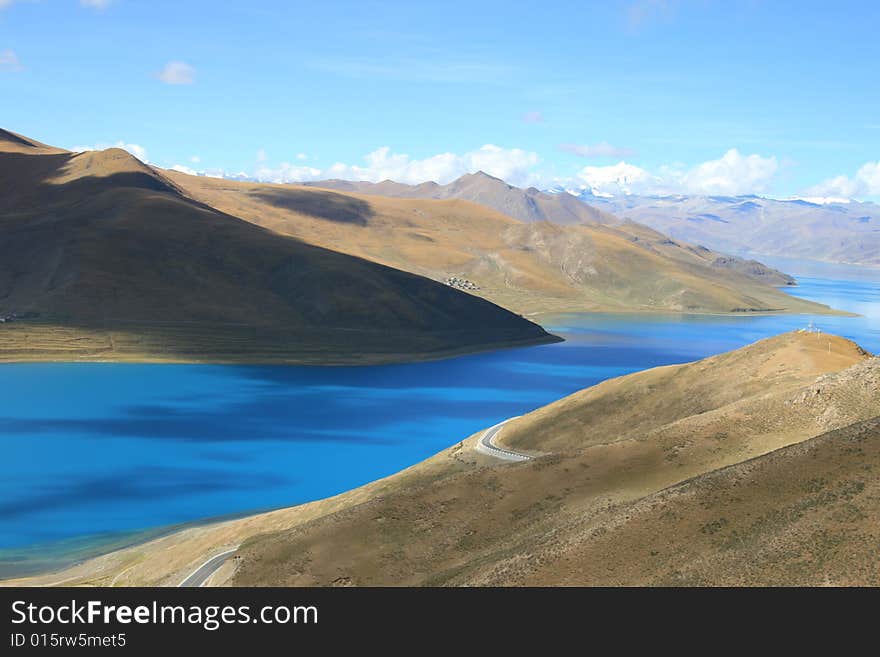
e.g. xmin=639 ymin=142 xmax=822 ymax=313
xmin=169 ymin=163 xmax=198 ymax=175
xmin=156 ymin=60 xmax=195 ymax=85
xmin=309 ymin=56 xmax=513 ymax=84
xmin=559 ymin=142 xmax=635 ymax=158
xmin=0 ymin=48 xmax=22 ymax=72
xmin=627 ymin=0 xmax=679 ymax=30
xmin=522 ymin=111 xmax=544 ymax=124
xmin=2 ymin=0 xmax=112 ymax=9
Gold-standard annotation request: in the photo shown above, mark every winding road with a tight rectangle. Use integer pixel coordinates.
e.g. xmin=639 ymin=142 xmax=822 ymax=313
xmin=178 ymin=547 xmax=239 ymax=587
xmin=175 ymin=418 xmax=529 ymax=586
xmin=475 ymin=417 xmax=531 ymax=462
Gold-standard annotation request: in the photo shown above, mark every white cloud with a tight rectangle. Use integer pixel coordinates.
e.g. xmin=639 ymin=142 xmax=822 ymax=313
xmin=575 ymin=149 xmax=778 ymax=196
xmin=295 ymin=153 xmax=307 ymax=161
xmin=522 ymin=111 xmax=544 ymax=124
xmin=156 ymin=61 xmax=195 ymax=85
xmin=2 ymin=0 xmax=114 ymax=9
xmin=71 ymin=141 xmax=149 ymax=163
xmin=338 ymin=144 xmax=540 ymax=187
xmin=0 ymin=48 xmax=22 ymax=72
xmin=795 ymin=196 xmax=852 ymax=206
xmin=560 ymin=142 xmax=635 ymax=158
xmin=250 ymin=144 xmax=543 ymax=187
xmin=676 ymin=149 xmax=778 ymax=195
xmin=189 ymin=155 xmax=201 ymax=163
xmin=310 ymin=56 xmax=512 ymax=84
xmin=170 ymin=164 xmax=198 ymax=175
xmin=576 ymin=161 xmax=657 ymax=195
xmin=256 ymin=149 xmax=268 ymax=163
xmin=253 ymin=162 xmax=323 ymax=184
xmin=804 ymin=161 xmax=880 ymax=200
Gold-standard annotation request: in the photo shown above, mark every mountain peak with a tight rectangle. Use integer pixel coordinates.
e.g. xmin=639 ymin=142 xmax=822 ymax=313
xmin=47 ymin=146 xmax=177 ymax=194
xmin=458 ymin=170 xmax=504 ymax=184
xmin=0 ymin=128 xmax=67 ymax=155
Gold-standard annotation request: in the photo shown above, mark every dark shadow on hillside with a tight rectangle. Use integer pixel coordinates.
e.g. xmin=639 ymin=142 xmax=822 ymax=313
xmin=249 ymin=188 xmax=375 ymax=226
xmin=0 ymin=151 xmax=176 ymax=206
xmin=0 ymin=128 xmax=38 ymax=148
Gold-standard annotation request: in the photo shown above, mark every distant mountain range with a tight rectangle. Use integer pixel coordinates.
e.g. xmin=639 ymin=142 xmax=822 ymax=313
xmin=304 ymin=171 xmax=619 ymax=224
xmin=179 ymin=170 xmax=835 ymax=317
xmin=190 ymin=167 xmax=880 ymax=268
xmin=569 ymin=190 xmax=880 ymax=267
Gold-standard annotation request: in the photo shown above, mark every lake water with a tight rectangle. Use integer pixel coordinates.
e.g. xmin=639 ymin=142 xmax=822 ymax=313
xmin=0 ymin=263 xmax=877 ymax=576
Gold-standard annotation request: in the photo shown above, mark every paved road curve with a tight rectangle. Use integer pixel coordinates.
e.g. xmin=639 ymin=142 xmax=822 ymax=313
xmin=177 ymin=419 xmax=529 ymax=586
xmin=475 ymin=417 xmax=531 ymax=462
xmin=178 ymin=547 xmax=239 ymax=587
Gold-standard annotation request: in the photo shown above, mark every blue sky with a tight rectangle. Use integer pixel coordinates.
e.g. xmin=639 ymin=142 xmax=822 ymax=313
xmin=2 ymin=0 xmax=878 ymax=199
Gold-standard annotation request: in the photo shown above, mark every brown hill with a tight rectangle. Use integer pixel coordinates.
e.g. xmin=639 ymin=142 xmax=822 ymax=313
xmin=167 ymin=172 xmax=834 ymax=317
xmin=0 ymin=128 xmax=67 ymax=154
xmin=516 ymin=415 xmax=880 ymax=586
xmin=11 ymin=332 xmax=877 ymax=586
xmin=305 ymin=174 xmax=798 ymax=286
xmin=0 ymin=135 xmax=555 ymax=363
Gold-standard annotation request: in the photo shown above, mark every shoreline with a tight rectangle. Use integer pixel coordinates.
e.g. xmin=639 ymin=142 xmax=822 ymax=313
xmin=0 ymin=328 xmax=563 ymax=367
xmin=0 ymin=299 xmax=854 ymax=367
xmin=0 ymin=508 xmax=270 ymax=581
xmin=527 ymin=306 xmax=859 ymax=323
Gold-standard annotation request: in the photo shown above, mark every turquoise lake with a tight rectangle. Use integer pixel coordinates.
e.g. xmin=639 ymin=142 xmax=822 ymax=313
xmin=1 ymin=262 xmax=877 ymax=576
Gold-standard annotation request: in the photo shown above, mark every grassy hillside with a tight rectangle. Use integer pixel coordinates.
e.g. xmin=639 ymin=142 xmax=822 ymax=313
xmin=167 ymin=172 xmax=839 ymax=317
xmin=0 ymin=133 xmax=555 ymax=363
xmin=516 ymin=416 xmax=880 ymax=586
xmin=9 ymin=331 xmax=877 ymax=586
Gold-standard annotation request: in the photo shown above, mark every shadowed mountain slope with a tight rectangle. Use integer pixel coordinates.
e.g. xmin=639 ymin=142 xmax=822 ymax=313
xmin=0 ymin=134 xmax=555 ymax=363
